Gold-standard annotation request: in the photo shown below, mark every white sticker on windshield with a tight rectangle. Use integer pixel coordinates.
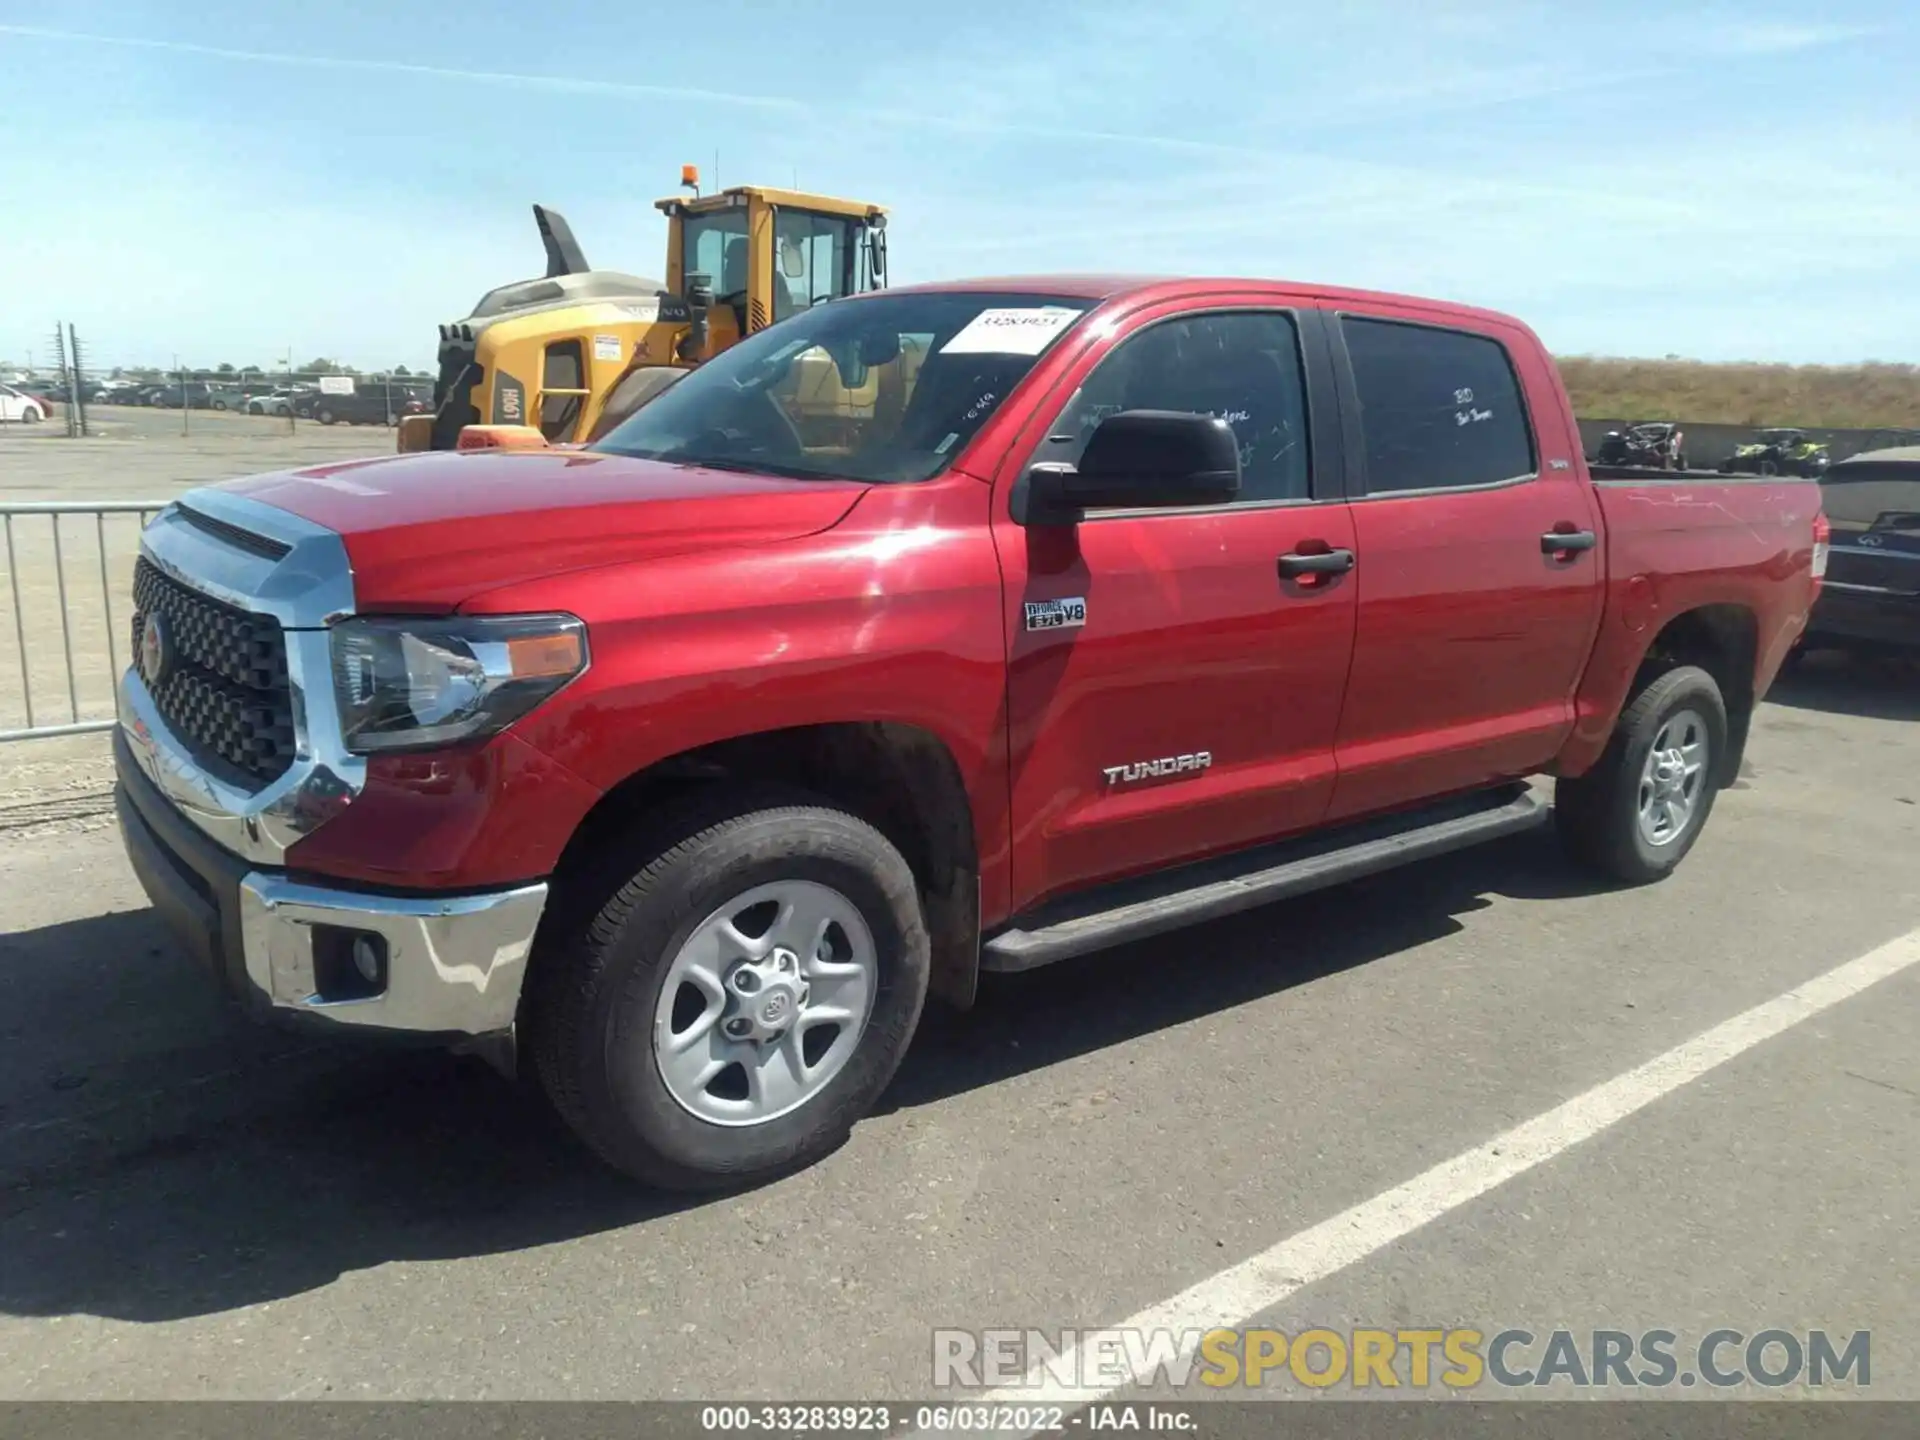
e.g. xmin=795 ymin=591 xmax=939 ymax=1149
xmin=941 ymin=306 xmax=1081 ymax=356
xmin=593 ymin=333 xmax=623 ymax=362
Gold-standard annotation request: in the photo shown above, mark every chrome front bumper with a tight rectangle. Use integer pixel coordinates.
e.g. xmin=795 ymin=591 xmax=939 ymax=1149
xmin=239 ymin=872 xmax=547 ymax=1038
xmin=114 ymin=489 xmax=547 ymax=1041
xmin=116 ymin=729 xmax=546 ymax=1039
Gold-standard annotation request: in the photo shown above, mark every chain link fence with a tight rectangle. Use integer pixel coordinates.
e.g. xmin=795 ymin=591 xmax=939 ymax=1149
xmin=3 ymin=327 xmax=435 ymax=438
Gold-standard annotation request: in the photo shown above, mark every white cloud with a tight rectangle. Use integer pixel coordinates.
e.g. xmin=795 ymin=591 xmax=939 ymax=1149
xmin=1701 ymin=20 xmax=1886 ymax=54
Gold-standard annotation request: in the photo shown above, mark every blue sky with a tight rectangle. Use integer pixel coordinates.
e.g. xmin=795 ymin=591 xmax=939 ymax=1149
xmin=2 ymin=0 xmax=1915 ymax=372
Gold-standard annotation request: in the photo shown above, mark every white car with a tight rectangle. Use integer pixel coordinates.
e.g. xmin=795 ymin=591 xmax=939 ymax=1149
xmin=0 ymin=383 xmax=48 ymax=423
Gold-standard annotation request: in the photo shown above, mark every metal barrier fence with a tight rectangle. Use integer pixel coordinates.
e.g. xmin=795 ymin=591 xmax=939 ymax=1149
xmin=1 ymin=502 xmax=163 ymax=743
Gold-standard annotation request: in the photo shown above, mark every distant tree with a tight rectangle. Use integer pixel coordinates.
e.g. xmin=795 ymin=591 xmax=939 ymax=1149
xmin=216 ymin=362 xmax=236 ymax=374
xmin=393 ymin=364 xmax=412 ymax=376
xmin=302 ymin=357 xmax=340 ymax=375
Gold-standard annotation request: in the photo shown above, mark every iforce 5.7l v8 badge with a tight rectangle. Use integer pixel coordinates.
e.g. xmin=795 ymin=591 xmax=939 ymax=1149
xmin=1023 ymin=597 xmax=1087 ymax=632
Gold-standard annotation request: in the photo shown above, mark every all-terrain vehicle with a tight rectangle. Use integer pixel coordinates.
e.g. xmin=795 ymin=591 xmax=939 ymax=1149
xmin=1595 ymin=421 xmax=1686 ymax=470
xmin=1721 ymin=428 xmax=1831 ymax=477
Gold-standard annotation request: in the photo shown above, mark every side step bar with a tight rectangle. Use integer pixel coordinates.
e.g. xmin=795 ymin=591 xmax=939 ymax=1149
xmin=980 ymin=784 xmax=1550 ymax=972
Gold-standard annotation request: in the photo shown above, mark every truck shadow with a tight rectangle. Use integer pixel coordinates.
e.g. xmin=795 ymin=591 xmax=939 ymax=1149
xmin=1766 ymin=650 xmax=1920 ymax=723
xmin=0 ymin=830 xmax=1608 ymax=1325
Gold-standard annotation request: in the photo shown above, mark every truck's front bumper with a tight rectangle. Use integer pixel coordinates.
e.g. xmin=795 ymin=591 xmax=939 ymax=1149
xmin=115 ymin=731 xmax=547 ymax=1041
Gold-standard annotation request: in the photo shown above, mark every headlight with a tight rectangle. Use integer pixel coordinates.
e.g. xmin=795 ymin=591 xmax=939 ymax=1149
xmin=330 ymin=614 xmax=588 ymax=753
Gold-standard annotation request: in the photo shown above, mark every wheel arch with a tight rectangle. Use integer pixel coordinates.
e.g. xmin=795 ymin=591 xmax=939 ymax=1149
xmin=1630 ymin=604 xmax=1759 ymax=787
xmin=548 ymin=720 xmax=983 ymax=1010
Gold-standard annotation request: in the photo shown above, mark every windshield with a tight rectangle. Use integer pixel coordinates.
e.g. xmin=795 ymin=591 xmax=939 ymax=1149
xmin=591 ymin=290 xmax=1093 ymax=484
xmin=683 ymin=209 xmax=752 ymax=305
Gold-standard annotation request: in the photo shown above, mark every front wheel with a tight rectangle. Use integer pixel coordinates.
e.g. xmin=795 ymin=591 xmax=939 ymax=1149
xmin=526 ymin=789 xmax=930 ymax=1190
xmin=20 ymin=406 xmax=41 ymax=424
xmin=1555 ymin=665 xmax=1728 ymax=884
xmin=316 ymin=407 xmax=335 ymax=425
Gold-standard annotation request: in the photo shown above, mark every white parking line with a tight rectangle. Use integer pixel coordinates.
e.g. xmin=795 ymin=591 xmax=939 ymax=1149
xmin=984 ymin=922 xmax=1920 ymax=1410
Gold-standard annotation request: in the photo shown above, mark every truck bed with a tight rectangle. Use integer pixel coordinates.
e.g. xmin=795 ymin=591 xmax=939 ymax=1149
xmin=1558 ymin=466 xmax=1823 ymax=775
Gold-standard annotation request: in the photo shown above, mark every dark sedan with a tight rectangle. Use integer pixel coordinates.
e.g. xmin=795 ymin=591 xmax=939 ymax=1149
xmin=1805 ymin=446 xmax=1920 ymax=655
xmin=308 ymin=386 xmax=430 ymax=426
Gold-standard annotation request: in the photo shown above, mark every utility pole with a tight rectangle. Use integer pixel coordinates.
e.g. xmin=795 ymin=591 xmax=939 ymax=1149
xmin=178 ymin=353 xmax=189 ymax=435
xmin=69 ymin=325 xmax=90 ymax=437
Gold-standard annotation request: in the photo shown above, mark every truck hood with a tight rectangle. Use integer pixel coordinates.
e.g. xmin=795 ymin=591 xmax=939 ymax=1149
xmin=218 ymin=450 xmax=869 ymax=610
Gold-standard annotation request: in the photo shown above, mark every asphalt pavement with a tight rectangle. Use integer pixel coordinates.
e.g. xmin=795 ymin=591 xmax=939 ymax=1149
xmin=0 ymin=653 xmax=1915 ymax=1405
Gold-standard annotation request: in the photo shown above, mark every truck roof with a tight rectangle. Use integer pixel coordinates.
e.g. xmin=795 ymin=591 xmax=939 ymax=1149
xmin=875 ymin=274 xmax=1531 ymax=330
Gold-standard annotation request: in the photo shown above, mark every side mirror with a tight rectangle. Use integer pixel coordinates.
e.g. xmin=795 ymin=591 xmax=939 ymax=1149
xmin=857 ymin=329 xmax=901 ymax=367
xmin=1019 ymin=411 xmax=1242 ymax=524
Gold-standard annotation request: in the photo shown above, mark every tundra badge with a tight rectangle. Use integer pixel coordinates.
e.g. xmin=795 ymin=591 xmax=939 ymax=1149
xmin=1103 ymin=752 xmax=1213 ymax=786
xmin=1024 ymin=596 xmax=1087 ymax=631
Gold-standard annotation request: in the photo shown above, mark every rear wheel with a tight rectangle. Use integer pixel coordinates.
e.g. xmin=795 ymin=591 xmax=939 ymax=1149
xmin=317 ymin=407 xmax=336 ymax=425
xmin=1758 ymin=458 xmax=1780 ymax=476
xmin=526 ymin=788 xmax=930 ymax=1190
xmin=1556 ymin=665 xmax=1728 ymax=884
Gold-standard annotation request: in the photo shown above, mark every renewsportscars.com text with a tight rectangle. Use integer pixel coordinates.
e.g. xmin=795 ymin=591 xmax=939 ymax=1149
xmin=932 ymin=1327 xmax=1871 ymax=1391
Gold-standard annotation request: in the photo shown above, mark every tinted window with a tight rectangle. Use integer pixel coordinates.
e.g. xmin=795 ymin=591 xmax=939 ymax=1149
xmin=1341 ymin=317 xmax=1534 ymax=494
xmin=1039 ymin=311 xmax=1311 ymax=504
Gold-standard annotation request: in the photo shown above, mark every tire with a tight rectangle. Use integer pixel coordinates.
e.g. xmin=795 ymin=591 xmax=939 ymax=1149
xmin=525 ymin=786 xmax=930 ymax=1190
xmin=1555 ymin=665 xmax=1728 ymax=884
xmin=316 ymin=408 xmax=334 ymax=425
xmin=1758 ymin=458 xmax=1779 ymax=476
xmin=21 ymin=405 xmax=41 ymax=424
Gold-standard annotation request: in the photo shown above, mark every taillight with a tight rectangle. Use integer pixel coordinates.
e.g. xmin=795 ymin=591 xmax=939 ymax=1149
xmin=1811 ymin=511 xmax=1830 ymax=581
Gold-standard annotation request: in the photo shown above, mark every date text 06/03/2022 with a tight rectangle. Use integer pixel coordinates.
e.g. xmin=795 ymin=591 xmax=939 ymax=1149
xmin=697 ymin=1403 xmax=1193 ymax=1433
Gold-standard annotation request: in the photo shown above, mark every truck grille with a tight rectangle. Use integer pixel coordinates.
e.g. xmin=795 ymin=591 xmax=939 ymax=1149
xmin=131 ymin=558 xmax=296 ymax=787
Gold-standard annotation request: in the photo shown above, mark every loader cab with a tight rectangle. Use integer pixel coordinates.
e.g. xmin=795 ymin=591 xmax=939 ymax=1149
xmin=401 ymin=178 xmax=890 ymax=454
xmin=657 ymin=183 xmax=889 ymax=361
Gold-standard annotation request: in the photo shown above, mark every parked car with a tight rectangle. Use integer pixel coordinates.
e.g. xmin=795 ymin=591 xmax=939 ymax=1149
xmin=1594 ymin=421 xmax=1686 ymax=470
xmin=208 ymin=386 xmax=255 ymax=411
xmin=1801 ymin=445 xmax=1919 ymax=656
xmin=1721 ymin=428 xmax=1830 ymax=477
xmin=0 ymin=382 xmax=48 ymax=423
xmin=246 ymin=387 xmax=305 ymax=416
xmin=152 ymin=382 xmax=218 ymax=409
xmin=113 ymin=275 xmax=1825 ymax=1191
xmin=310 ymin=386 xmax=430 ymax=426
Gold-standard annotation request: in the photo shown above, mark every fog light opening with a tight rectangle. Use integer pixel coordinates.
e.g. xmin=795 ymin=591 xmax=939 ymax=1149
xmin=312 ymin=925 xmax=389 ymax=1003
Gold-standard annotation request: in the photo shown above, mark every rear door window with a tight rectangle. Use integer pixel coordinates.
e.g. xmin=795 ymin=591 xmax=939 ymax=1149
xmin=1340 ymin=317 xmax=1535 ymax=494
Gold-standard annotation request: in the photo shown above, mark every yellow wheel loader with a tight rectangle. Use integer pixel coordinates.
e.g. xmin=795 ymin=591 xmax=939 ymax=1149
xmin=399 ymin=168 xmax=889 ymax=453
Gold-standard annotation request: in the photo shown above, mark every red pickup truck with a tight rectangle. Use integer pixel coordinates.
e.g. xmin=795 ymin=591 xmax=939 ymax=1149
xmin=114 ymin=276 xmax=1825 ymax=1189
